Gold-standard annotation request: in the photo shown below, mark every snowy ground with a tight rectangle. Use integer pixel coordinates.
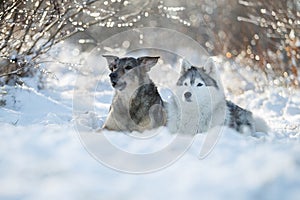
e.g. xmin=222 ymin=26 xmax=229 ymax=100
xmin=1 ymin=44 xmax=300 ymax=200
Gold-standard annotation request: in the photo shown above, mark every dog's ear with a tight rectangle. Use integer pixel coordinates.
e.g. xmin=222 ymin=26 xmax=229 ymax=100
xmin=137 ymin=56 xmax=160 ymax=71
xmin=102 ymin=55 xmax=119 ymax=66
xmin=203 ymin=57 xmax=216 ymax=75
xmin=180 ymin=58 xmax=192 ymax=75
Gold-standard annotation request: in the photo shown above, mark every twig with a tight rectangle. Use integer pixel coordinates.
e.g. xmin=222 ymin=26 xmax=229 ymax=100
xmin=17 ymin=0 xmax=45 ymax=54
xmin=0 ymin=10 xmax=18 ymax=51
xmin=0 ymin=68 xmax=23 ymax=78
xmin=0 ymin=0 xmax=22 ymax=23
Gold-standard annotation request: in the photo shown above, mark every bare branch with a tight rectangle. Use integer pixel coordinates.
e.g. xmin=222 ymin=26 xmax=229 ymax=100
xmin=17 ymin=0 xmax=45 ymax=54
xmin=0 ymin=68 xmax=23 ymax=78
xmin=0 ymin=11 xmax=18 ymax=51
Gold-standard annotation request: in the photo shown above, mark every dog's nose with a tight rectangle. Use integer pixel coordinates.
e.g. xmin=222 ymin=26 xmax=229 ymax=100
xmin=109 ymin=72 xmax=117 ymax=79
xmin=184 ymin=92 xmax=192 ymax=99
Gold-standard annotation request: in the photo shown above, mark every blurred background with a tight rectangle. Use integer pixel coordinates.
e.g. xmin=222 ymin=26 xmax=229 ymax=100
xmin=0 ymin=0 xmax=299 ymax=91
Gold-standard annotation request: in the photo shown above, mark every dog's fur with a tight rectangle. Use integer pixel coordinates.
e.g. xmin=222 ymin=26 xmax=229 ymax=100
xmin=170 ymin=58 xmax=267 ymax=135
xmin=102 ymin=55 xmax=166 ymax=132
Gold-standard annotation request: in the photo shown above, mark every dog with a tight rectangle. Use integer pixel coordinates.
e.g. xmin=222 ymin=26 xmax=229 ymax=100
xmin=169 ymin=58 xmax=268 ymax=135
xmin=102 ymin=55 xmax=167 ymax=132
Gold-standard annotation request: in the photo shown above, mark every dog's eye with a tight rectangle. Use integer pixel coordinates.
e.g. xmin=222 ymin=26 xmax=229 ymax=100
xmin=184 ymin=82 xmax=188 ymax=86
xmin=197 ymin=83 xmax=203 ymax=87
xmin=110 ymin=64 xmax=117 ymax=71
xmin=124 ymin=65 xmax=132 ymax=70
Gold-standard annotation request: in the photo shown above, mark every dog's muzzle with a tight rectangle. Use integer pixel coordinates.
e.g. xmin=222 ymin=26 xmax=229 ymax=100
xmin=109 ymin=72 xmax=118 ymax=87
xmin=184 ymin=91 xmax=192 ymax=102
xmin=109 ymin=72 xmax=126 ymax=90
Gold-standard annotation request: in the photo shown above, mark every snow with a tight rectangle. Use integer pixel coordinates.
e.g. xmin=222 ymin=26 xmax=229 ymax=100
xmin=1 ymin=45 xmax=300 ymax=200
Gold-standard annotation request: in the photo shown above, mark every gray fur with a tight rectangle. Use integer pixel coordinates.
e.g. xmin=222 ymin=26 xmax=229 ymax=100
xmin=225 ymin=101 xmax=255 ymax=134
xmin=102 ymin=55 xmax=166 ymax=132
xmin=177 ymin=66 xmax=219 ymax=89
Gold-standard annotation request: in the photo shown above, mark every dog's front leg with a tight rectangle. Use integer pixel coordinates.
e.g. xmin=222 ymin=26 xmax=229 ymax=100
xmin=103 ymin=112 xmax=120 ymax=131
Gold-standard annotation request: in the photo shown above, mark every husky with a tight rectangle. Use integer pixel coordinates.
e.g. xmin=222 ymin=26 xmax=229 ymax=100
xmin=102 ymin=55 xmax=167 ymax=132
xmin=170 ymin=58 xmax=268 ymax=135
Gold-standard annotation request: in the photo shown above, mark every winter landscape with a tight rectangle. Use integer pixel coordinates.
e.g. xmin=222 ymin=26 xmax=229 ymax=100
xmin=1 ymin=0 xmax=300 ymax=200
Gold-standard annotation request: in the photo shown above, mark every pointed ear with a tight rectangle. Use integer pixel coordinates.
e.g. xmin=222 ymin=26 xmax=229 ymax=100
xmin=203 ymin=57 xmax=216 ymax=75
xmin=180 ymin=58 xmax=192 ymax=75
xmin=137 ymin=56 xmax=160 ymax=71
xmin=102 ymin=55 xmax=119 ymax=66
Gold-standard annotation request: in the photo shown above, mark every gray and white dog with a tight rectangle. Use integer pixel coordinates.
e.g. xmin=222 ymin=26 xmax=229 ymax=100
xmin=102 ymin=55 xmax=167 ymax=132
xmin=170 ymin=58 xmax=268 ymax=135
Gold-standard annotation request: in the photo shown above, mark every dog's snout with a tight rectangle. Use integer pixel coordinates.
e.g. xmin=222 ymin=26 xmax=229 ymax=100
xmin=184 ymin=92 xmax=192 ymax=99
xmin=109 ymin=72 xmax=117 ymax=79
xmin=109 ymin=72 xmax=119 ymax=87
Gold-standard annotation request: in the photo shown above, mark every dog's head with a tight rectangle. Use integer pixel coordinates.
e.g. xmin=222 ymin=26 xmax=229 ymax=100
xmin=176 ymin=58 xmax=219 ymax=102
xmin=103 ymin=55 xmax=160 ymax=91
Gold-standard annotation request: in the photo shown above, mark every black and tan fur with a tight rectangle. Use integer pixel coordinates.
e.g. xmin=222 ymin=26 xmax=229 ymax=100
xmin=102 ymin=55 xmax=166 ymax=132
